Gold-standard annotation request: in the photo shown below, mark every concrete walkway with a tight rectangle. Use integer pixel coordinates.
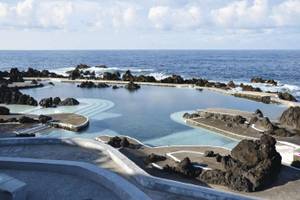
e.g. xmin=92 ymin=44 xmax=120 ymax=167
xmin=2 ymin=169 xmax=120 ymax=200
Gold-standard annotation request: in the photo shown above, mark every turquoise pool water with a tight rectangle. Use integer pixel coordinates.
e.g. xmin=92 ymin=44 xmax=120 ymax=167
xmin=11 ymin=82 xmax=287 ymax=148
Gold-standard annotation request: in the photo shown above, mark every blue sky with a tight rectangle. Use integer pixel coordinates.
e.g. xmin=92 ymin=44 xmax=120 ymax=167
xmin=0 ymin=0 xmax=299 ymax=49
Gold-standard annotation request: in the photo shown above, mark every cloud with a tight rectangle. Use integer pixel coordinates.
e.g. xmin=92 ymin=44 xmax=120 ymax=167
xmin=148 ymin=6 xmax=203 ymax=30
xmin=272 ymin=0 xmax=300 ymax=27
xmin=0 ymin=0 xmax=299 ymax=32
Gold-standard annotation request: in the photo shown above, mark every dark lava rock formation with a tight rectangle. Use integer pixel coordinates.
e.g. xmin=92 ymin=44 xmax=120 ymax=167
xmin=107 ymin=136 xmax=131 ymax=148
xmin=278 ymin=92 xmax=297 ymax=102
xmin=39 ymin=97 xmax=79 ymax=107
xmin=77 ymin=81 xmax=109 ymax=88
xmin=59 ymin=98 xmax=80 ymax=106
xmin=9 ymin=68 xmax=24 ymax=82
xmin=164 ymin=157 xmax=202 ymax=178
xmin=0 ymin=85 xmax=38 ymax=106
xmin=251 ymin=77 xmax=277 ymax=86
xmin=0 ymin=106 xmax=10 ymax=115
xmin=144 ymin=153 xmax=167 ymax=165
xmin=279 ymin=106 xmax=300 ymax=130
xmin=125 ymin=81 xmax=140 ymax=91
xmin=200 ymin=134 xmax=282 ymax=192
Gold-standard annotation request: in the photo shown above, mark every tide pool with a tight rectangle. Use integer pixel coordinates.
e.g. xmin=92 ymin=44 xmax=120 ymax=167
xmin=17 ymin=82 xmax=287 ymax=148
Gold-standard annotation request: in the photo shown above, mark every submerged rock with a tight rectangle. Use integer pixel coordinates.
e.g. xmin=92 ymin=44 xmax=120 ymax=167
xmin=125 ymin=81 xmax=140 ymax=91
xmin=279 ymin=106 xmax=300 ymax=130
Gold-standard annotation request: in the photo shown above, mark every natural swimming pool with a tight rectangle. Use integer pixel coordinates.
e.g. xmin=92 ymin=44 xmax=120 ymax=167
xmin=8 ymin=82 xmax=287 ymax=149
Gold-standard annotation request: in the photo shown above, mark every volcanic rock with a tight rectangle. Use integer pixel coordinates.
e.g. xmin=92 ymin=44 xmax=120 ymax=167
xmin=0 ymin=106 xmax=9 ymax=115
xmin=39 ymin=115 xmax=52 ymax=124
xmin=278 ymin=92 xmax=297 ymax=102
xmin=39 ymin=97 xmax=53 ymax=108
xmin=9 ymin=68 xmax=24 ymax=82
xmin=279 ymin=106 xmax=300 ymax=130
xmin=125 ymin=81 xmax=140 ymax=91
xmin=144 ymin=153 xmax=166 ymax=165
xmin=161 ymin=75 xmax=184 ymax=84
xmin=59 ymin=98 xmax=80 ymax=106
xmin=122 ymin=70 xmax=134 ymax=81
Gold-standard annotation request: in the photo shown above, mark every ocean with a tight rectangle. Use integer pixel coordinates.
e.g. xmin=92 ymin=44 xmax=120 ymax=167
xmin=0 ymin=50 xmax=300 ymax=98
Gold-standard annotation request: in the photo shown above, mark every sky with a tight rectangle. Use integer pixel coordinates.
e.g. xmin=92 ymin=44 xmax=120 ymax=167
xmin=0 ymin=0 xmax=300 ymax=50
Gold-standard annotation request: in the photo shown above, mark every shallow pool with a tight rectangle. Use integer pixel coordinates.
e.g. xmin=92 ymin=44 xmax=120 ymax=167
xmin=13 ymin=82 xmax=287 ymax=148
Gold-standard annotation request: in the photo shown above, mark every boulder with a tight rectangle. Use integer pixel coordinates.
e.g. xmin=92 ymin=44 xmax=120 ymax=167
xmin=122 ymin=70 xmax=134 ymax=81
xmin=76 ymin=64 xmax=90 ymax=69
xmin=240 ymin=83 xmax=262 ymax=92
xmin=250 ymin=77 xmax=277 ymax=86
xmin=103 ymin=72 xmax=120 ymax=80
xmin=279 ymin=106 xmax=300 ymax=130
xmin=53 ymin=97 xmax=61 ymax=105
xmin=204 ymin=150 xmax=216 ymax=157
xmin=161 ymin=75 xmax=184 ymax=84
xmin=125 ymin=81 xmax=140 ymax=91
xmin=39 ymin=97 xmax=53 ymax=108
xmin=69 ymin=69 xmax=81 ymax=80
xmin=78 ymin=81 xmax=96 ymax=88
xmin=278 ymin=92 xmax=297 ymax=102
xmin=59 ymin=98 xmax=80 ymax=106
xmin=107 ymin=136 xmax=132 ymax=148
xmin=112 ymin=85 xmax=119 ymax=89
xmin=0 ymin=106 xmax=9 ymax=115
xmin=135 ymin=75 xmax=156 ymax=82
xmin=201 ymin=134 xmax=282 ymax=192
xmin=227 ymin=81 xmax=236 ymax=88
xmin=0 ymin=85 xmax=38 ymax=106
xmin=9 ymin=68 xmax=24 ymax=82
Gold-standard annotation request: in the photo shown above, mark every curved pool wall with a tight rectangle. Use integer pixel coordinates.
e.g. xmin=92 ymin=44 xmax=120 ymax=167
xmin=15 ymin=82 xmax=287 ymax=148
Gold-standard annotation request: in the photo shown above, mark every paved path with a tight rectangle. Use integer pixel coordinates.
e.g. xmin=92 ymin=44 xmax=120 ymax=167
xmin=2 ymin=169 xmax=120 ymax=200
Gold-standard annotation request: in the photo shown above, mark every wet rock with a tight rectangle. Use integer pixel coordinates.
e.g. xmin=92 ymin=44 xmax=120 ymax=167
xmin=59 ymin=98 xmax=80 ymax=106
xmin=19 ymin=116 xmax=37 ymax=123
xmin=144 ymin=153 xmax=167 ymax=165
xmin=240 ymin=83 xmax=262 ymax=92
xmin=125 ymin=81 xmax=140 ymax=91
xmin=78 ymin=81 xmax=96 ymax=88
xmin=103 ymin=72 xmax=120 ymax=80
xmin=183 ymin=112 xmax=200 ymax=119
xmin=279 ymin=106 xmax=300 ymax=130
xmin=49 ymin=82 xmax=55 ymax=86
xmin=76 ymin=64 xmax=90 ymax=69
xmin=39 ymin=115 xmax=52 ymax=124
xmin=0 ymin=106 xmax=9 ymax=115
xmin=53 ymin=97 xmax=61 ymax=105
xmin=39 ymin=97 xmax=53 ymax=108
xmin=251 ymin=77 xmax=277 ymax=86
xmin=135 ymin=75 xmax=156 ymax=82
xmin=278 ymin=92 xmax=297 ymax=102
xmin=227 ymin=81 xmax=236 ymax=88
xmin=69 ymin=69 xmax=81 ymax=80
xmin=122 ymin=70 xmax=135 ymax=81
xmin=9 ymin=68 xmax=24 ymax=82
xmin=112 ymin=85 xmax=119 ymax=89
xmin=161 ymin=75 xmax=184 ymax=84
xmin=97 ymin=83 xmax=110 ymax=88
xmin=0 ymin=85 xmax=38 ymax=106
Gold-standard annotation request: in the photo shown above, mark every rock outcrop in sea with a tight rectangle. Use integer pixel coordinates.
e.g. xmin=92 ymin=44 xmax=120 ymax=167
xmin=39 ymin=97 xmax=79 ymax=107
